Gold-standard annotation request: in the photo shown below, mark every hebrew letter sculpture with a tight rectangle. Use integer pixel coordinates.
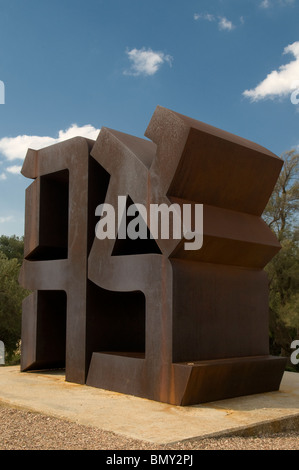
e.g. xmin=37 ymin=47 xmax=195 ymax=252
xmin=19 ymin=106 xmax=287 ymax=405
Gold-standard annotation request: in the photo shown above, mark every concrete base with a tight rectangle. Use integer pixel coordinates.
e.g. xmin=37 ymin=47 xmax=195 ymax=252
xmin=0 ymin=366 xmax=298 ymax=445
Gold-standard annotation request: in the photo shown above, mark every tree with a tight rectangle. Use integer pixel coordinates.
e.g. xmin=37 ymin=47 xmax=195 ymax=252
xmin=263 ymin=150 xmax=299 ymax=240
xmin=0 ymin=235 xmax=24 ymax=265
xmin=0 ymin=251 xmax=28 ymax=361
xmin=263 ymin=150 xmax=299 ymax=369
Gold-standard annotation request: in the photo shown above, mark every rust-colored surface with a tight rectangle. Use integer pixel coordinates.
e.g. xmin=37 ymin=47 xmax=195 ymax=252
xmin=19 ymin=106 xmax=287 ymax=405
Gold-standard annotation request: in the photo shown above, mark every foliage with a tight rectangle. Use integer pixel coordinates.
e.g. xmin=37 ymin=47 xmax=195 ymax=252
xmin=263 ymin=150 xmax=299 ymax=240
xmin=0 ymin=235 xmax=24 ymax=265
xmin=263 ymin=150 xmax=299 ymax=369
xmin=0 ymin=236 xmax=27 ymax=362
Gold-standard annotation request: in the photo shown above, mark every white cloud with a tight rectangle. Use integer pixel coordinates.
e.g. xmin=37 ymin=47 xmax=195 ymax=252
xmin=6 ymin=165 xmax=22 ymax=174
xmin=194 ymin=13 xmax=215 ymax=22
xmin=0 ymin=216 xmax=13 ymax=223
xmin=0 ymin=172 xmax=7 ymax=181
xmin=194 ymin=12 xmax=235 ymax=31
xmin=243 ymin=41 xmax=299 ymax=101
xmin=260 ymin=0 xmax=295 ymax=7
xmin=124 ymin=48 xmax=173 ymax=76
xmin=218 ymin=17 xmax=234 ymax=31
xmin=0 ymin=124 xmax=100 ymax=161
xmin=260 ymin=0 xmax=271 ymax=8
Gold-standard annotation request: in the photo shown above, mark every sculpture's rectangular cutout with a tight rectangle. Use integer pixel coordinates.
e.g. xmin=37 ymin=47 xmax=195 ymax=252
xmin=22 ymin=290 xmax=67 ymax=371
xmin=86 ymin=281 xmax=146 ymax=368
xmin=26 ymin=170 xmax=69 ymax=261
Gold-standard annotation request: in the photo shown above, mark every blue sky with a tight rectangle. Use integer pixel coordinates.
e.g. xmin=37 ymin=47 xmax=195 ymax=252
xmin=0 ymin=0 xmax=299 ymax=236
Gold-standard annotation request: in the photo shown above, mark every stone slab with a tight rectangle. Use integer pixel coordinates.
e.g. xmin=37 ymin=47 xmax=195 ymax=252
xmin=0 ymin=366 xmax=298 ymax=445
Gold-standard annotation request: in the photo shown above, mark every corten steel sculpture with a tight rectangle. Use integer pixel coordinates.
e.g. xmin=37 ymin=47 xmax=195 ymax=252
xmin=19 ymin=106 xmax=287 ymax=405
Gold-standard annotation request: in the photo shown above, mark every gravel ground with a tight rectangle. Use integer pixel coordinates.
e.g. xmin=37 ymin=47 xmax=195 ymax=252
xmin=0 ymin=403 xmax=298 ymax=451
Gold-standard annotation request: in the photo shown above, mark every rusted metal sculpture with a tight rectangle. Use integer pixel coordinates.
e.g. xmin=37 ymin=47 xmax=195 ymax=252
xmin=19 ymin=106 xmax=287 ymax=405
